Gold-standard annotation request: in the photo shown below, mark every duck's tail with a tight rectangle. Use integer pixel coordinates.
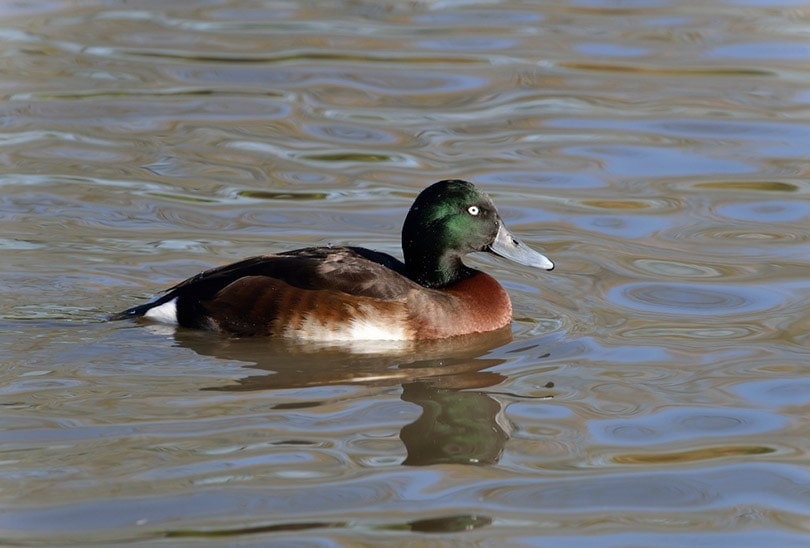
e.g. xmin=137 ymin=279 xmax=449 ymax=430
xmin=109 ymin=302 xmax=153 ymax=321
xmin=109 ymin=293 xmax=177 ymax=322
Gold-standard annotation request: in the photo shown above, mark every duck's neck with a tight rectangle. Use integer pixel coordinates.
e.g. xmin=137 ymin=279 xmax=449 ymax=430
xmin=404 ymin=247 xmax=475 ymax=288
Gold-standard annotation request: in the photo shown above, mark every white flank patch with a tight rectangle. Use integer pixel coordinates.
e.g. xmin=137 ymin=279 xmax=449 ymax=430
xmin=348 ymin=317 xmax=408 ymax=341
xmin=143 ymin=297 xmax=178 ymax=325
xmin=287 ymin=312 xmax=408 ymax=342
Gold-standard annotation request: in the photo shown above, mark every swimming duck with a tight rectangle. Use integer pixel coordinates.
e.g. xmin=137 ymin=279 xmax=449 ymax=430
xmin=111 ymin=179 xmax=554 ymax=340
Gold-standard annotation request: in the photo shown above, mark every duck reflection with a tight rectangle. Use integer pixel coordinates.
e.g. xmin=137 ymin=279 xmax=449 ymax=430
xmin=400 ymin=381 xmax=509 ymax=466
xmin=175 ymin=327 xmax=516 ymax=467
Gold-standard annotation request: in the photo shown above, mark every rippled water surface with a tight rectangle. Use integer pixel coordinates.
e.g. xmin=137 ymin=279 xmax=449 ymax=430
xmin=2 ymin=1 xmax=810 ymax=545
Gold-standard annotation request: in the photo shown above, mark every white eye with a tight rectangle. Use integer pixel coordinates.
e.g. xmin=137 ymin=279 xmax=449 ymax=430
xmin=467 ymin=205 xmax=480 ymax=216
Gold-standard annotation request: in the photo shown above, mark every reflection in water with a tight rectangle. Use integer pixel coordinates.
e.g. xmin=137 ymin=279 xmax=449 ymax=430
xmin=401 ymin=381 xmax=509 ymax=466
xmin=176 ymin=327 xmax=522 ymax=532
xmin=178 ymin=327 xmax=513 ymax=390
xmin=175 ymin=328 xmax=524 ymax=533
xmin=407 ymin=513 xmax=492 ymax=533
xmin=179 ymin=327 xmax=518 ymax=470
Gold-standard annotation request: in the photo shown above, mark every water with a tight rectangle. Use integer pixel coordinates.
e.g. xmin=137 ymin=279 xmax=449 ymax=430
xmin=2 ymin=0 xmax=810 ymax=545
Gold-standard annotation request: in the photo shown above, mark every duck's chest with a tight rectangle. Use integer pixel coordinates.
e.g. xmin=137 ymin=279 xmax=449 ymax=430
xmin=411 ymin=273 xmax=513 ymax=339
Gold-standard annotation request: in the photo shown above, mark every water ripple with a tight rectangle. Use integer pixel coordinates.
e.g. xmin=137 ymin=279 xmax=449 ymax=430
xmin=168 ymin=66 xmax=489 ymax=95
xmin=562 ymin=145 xmax=754 ymax=177
xmin=301 ymin=123 xmax=400 ymax=145
xmin=716 ymin=200 xmax=810 ymax=223
xmin=608 ymin=282 xmax=784 ymax=317
xmin=727 ymin=378 xmax=810 ymax=408
xmin=590 ymin=407 xmax=787 ymax=446
xmin=483 ymin=474 xmax=711 ymax=510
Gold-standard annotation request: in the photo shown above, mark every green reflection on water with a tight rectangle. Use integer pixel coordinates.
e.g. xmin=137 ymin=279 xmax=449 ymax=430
xmin=301 ymin=153 xmax=393 ymax=162
xmin=614 ymin=445 xmax=775 ymax=465
xmin=237 ymin=190 xmax=329 ymax=200
xmin=695 ymin=181 xmax=799 ymax=192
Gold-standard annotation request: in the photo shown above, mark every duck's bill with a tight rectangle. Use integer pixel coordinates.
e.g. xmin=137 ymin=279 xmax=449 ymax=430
xmin=489 ymin=222 xmax=554 ymax=271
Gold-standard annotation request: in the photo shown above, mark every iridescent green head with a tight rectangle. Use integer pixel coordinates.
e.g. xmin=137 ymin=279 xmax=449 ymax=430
xmin=402 ymin=180 xmax=554 ymax=288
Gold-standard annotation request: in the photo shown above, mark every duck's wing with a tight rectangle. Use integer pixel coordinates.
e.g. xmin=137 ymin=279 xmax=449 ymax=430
xmin=110 ymin=247 xmax=418 ymax=324
xmin=282 ymin=246 xmax=414 ymax=298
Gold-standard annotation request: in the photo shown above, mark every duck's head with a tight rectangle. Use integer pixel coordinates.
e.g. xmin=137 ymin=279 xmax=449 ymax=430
xmin=402 ymin=179 xmax=554 ymax=288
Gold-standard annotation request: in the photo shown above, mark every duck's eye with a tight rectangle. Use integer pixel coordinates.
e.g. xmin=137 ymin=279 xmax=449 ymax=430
xmin=467 ymin=205 xmax=480 ymax=216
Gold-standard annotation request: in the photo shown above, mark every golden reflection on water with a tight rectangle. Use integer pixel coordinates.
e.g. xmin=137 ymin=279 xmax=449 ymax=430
xmin=613 ymin=445 xmax=775 ymax=465
xmin=2 ymin=0 xmax=810 ymax=545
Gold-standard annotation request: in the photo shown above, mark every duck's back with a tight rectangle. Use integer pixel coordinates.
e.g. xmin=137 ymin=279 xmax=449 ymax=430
xmin=182 ymin=246 xmax=415 ymax=298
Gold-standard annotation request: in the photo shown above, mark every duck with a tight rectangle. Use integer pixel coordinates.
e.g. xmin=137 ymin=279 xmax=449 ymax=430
xmin=111 ymin=179 xmax=554 ymax=340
